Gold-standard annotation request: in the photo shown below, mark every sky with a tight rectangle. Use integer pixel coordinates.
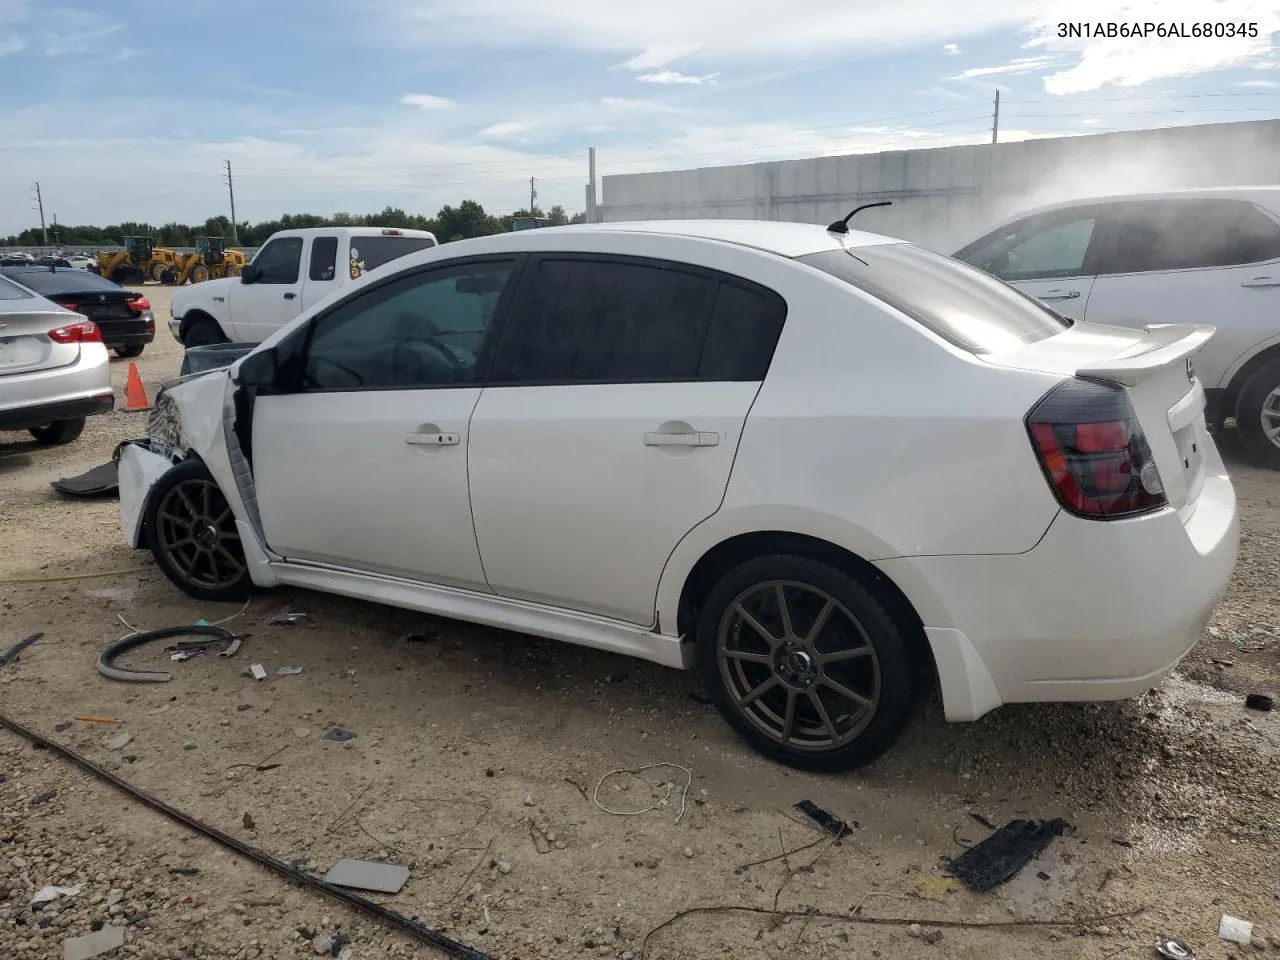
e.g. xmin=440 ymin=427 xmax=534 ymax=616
xmin=1 ymin=0 xmax=1279 ymax=232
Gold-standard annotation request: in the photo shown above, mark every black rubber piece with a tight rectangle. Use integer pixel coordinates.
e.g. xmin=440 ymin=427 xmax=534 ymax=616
xmin=51 ymin=460 xmax=119 ymax=498
xmin=0 ymin=632 xmax=43 ymax=668
xmin=97 ymin=624 xmax=240 ymax=683
xmin=0 ymin=712 xmax=495 ymax=960
xmin=948 ymin=818 xmax=1072 ymax=892
xmin=1245 ymin=693 xmax=1274 ymax=712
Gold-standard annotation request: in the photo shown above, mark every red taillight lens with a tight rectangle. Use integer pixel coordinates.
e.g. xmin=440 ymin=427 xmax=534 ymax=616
xmin=48 ymin=320 xmax=103 ymax=344
xmin=127 ymin=294 xmax=151 ymax=313
xmin=54 ymin=300 xmax=79 ymax=312
xmin=1027 ymin=379 xmax=1166 ymax=519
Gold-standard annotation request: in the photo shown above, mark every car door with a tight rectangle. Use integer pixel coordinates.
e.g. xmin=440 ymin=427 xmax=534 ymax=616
xmin=250 ymin=256 xmax=520 ymax=589
xmin=230 ymin=236 xmax=306 ymax=342
xmin=467 ymin=253 xmax=787 ymax=625
xmin=301 ymin=235 xmax=343 ymax=312
xmin=953 ymin=206 xmax=1109 ymax=321
xmin=1082 ymin=197 xmax=1280 ymax=391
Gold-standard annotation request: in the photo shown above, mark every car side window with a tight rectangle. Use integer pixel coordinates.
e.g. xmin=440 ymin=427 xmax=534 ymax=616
xmin=301 ymin=259 xmax=515 ymax=390
xmin=309 ymin=237 xmax=338 ymax=281
xmin=253 ymin=238 xmax=303 ymax=284
xmin=490 ymin=257 xmax=783 ymax=384
xmin=957 ymin=213 xmax=1099 ymax=281
xmin=1101 ymin=199 xmax=1280 ymax=275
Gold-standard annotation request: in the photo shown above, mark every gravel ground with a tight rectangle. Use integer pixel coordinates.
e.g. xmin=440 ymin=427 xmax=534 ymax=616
xmin=1 ymin=286 xmax=1278 ymax=960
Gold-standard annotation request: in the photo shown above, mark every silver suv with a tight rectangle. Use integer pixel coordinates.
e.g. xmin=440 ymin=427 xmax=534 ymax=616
xmin=0 ymin=273 xmax=113 ymax=445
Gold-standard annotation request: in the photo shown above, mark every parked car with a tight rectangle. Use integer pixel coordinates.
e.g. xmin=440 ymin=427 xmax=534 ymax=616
xmin=0 ymin=265 xmax=155 ymax=358
xmin=167 ymin=226 xmax=438 ymax=347
xmin=115 ymin=219 xmax=1237 ymax=770
xmin=0 ymin=272 xmax=113 ymax=445
xmin=66 ymin=254 xmax=97 ymax=271
xmin=952 ymin=187 xmax=1280 ymax=466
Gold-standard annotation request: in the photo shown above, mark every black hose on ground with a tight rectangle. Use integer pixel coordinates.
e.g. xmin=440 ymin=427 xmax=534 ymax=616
xmin=0 ymin=711 xmax=496 ymax=960
xmin=96 ymin=623 xmax=241 ymax=683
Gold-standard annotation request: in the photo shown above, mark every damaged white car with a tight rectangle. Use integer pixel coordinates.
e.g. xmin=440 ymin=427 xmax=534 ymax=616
xmin=118 ymin=219 xmax=1238 ymax=771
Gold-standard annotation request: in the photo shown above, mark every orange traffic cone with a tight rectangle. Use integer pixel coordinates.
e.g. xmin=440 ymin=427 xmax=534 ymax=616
xmin=124 ymin=362 xmax=150 ymax=411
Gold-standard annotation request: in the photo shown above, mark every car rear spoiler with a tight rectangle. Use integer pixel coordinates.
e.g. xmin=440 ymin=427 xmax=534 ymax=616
xmin=1076 ymin=323 xmax=1215 ymax=387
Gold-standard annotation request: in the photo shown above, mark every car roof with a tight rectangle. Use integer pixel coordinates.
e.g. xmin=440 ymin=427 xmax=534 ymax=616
xmin=989 ymin=185 xmax=1280 ymax=222
xmin=270 ymin=227 xmax=437 ymax=239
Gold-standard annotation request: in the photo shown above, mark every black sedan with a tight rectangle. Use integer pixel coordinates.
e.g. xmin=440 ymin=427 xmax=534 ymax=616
xmin=0 ymin=265 xmax=155 ymax=358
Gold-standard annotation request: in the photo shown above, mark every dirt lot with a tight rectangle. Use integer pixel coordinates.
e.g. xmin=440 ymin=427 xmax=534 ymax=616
xmin=2 ymin=285 xmax=1278 ymax=960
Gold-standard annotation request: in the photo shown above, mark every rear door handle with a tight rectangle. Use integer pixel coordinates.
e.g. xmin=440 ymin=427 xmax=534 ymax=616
xmin=404 ymin=432 xmax=459 ymax=446
xmin=283 ymin=292 xmax=297 ymax=300
xmin=644 ymin=431 xmax=719 ymax=447
xmin=1240 ymin=277 xmax=1280 ymax=288
xmin=1039 ymin=289 xmax=1081 ymax=301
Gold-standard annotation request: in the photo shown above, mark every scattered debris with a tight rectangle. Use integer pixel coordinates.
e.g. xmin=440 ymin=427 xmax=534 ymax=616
xmin=33 ymin=883 xmax=82 ymax=904
xmin=97 ymin=624 xmax=241 ymax=683
xmin=243 ymin=812 xmax=256 ymax=830
xmin=968 ymin=811 xmax=996 ymax=830
xmin=593 ymin=762 xmax=693 ymax=825
xmin=50 ymin=460 xmax=119 ymax=498
xmin=311 ymin=933 xmax=334 ymax=956
xmin=324 ymin=728 xmax=355 ymax=742
xmin=182 ymin=741 xmax=197 ymax=750
xmin=322 ymin=857 xmax=410 ymax=893
xmin=270 ymin=607 xmax=309 ymax=625
xmin=794 ymin=800 xmax=855 ymax=839
xmin=170 ymin=648 xmax=208 ymax=662
xmin=1245 ymin=693 xmax=1273 ymax=712
xmin=103 ymin=732 xmax=132 ymax=751
xmin=276 ymin=666 xmax=305 ymax=676
xmin=30 ymin=790 xmax=57 ymax=805
xmin=948 ymin=818 xmax=1072 ymax=893
xmin=54 ymin=722 xmax=72 ymax=732
xmin=1156 ymin=937 xmax=1195 ymax=959
xmin=0 ymin=631 xmax=43 ymax=667
xmin=75 ymin=716 xmax=124 ymax=725
xmin=294 ymin=727 xmax=313 ymax=739
xmin=61 ymin=924 xmax=125 ymax=960
xmin=218 ymin=638 xmax=242 ymax=658
xmin=249 ymin=664 xmax=267 ymax=681
xmin=168 ymin=868 xmax=200 ymax=876
xmin=1218 ymin=914 xmax=1254 ymax=945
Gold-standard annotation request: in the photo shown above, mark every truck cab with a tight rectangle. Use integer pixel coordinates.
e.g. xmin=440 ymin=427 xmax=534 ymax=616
xmin=169 ymin=226 xmax=438 ymax=346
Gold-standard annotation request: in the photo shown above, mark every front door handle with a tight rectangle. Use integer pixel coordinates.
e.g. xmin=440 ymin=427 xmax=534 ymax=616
xmin=644 ymin=431 xmax=719 ymax=447
xmin=1039 ymin=289 xmax=1081 ymax=301
xmin=404 ymin=432 xmax=459 ymax=446
xmin=1240 ymin=277 xmax=1280 ymax=288
xmin=283 ymin=292 xmax=297 ymax=300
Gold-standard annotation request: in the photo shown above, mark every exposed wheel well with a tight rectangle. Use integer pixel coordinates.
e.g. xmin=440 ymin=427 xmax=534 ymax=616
xmin=675 ymin=531 xmax=936 ymax=693
xmin=179 ymin=309 xmax=224 ymax=342
xmin=1223 ymin=342 xmax=1280 ymax=414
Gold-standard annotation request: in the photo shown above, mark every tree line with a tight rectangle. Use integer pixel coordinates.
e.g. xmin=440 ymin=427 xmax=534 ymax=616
xmin=3 ymin=201 xmax=583 ymax=248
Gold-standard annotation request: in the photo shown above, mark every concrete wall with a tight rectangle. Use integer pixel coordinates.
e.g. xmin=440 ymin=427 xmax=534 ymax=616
xmin=599 ymin=120 xmax=1280 ymax=252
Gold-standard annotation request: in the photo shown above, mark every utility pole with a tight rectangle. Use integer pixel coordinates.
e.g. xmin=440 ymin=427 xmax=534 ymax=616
xmin=529 ymin=177 xmax=537 ymax=216
xmin=31 ymin=182 xmax=48 ymax=246
xmin=51 ymin=213 xmax=58 ymax=247
xmin=587 ymin=147 xmax=597 ymax=223
xmin=224 ymin=160 xmax=239 ymax=244
xmin=991 ymin=88 xmax=1000 ymax=144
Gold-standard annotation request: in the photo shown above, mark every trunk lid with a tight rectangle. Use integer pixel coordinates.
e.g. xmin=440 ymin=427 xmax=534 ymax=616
xmin=983 ymin=320 xmax=1214 ymax=512
xmin=0 ymin=306 xmax=81 ymax=376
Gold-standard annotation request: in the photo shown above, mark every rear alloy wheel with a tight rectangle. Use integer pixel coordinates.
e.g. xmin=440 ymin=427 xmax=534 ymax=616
xmin=29 ymin=418 xmax=86 ymax=445
xmin=145 ymin=459 xmax=251 ymax=602
xmin=115 ymin=344 xmax=144 ymax=358
xmin=696 ymin=555 xmax=912 ymax=771
xmin=1235 ymin=357 xmax=1280 ymax=469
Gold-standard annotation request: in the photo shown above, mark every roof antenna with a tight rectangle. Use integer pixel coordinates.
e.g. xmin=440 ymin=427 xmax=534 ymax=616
xmin=827 ymin=200 xmax=893 ymax=235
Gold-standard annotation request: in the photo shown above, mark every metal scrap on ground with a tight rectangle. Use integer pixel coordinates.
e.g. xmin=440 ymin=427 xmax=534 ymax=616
xmin=322 ymin=858 xmax=411 ymax=894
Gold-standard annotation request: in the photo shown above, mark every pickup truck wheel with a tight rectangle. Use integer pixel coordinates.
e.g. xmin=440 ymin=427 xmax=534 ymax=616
xmin=1236 ymin=357 xmax=1280 ymax=469
xmin=29 ymin=418 xmax=86 ymax=445
xmin=184 ymin=318 xmax=229 ymax=348
xmin=695 ymin=555 xmax=913 ymax=772
xmin=145 ymin=459 xmax=252 ymax=602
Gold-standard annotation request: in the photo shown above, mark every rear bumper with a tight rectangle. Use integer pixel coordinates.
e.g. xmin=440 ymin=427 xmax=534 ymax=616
xmin=0 ymin=391 xmax=114 ymax=430
xmin=880 ymin=439 xmax=1239 ymax=721
xmin=0 ymin=343 xmax=113 ymax=430
xmin=98 ymin=318 xmax=155 ymax=348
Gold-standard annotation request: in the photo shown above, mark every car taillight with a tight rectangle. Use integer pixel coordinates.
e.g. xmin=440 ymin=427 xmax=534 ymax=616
xmin=1027 ymin=379 xmax=1166 ymax=519
xmin=54 ymin=301 xmax=79 ymax=312
xmin=48 ymin=320 xmax=103 ymax=344
xmin=127 ymin=294 xmax=152 ymax=313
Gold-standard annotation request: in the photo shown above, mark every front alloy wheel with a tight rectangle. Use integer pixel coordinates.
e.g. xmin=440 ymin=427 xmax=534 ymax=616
xmin=145 ymin=459 xmax=251 ymax=601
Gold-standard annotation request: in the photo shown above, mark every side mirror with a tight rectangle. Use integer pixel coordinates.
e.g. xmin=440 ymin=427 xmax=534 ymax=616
xmin=241 ymin=264 xmax=262 ymax=284
xmin=235 ymin=347 xmax=278 ymax=387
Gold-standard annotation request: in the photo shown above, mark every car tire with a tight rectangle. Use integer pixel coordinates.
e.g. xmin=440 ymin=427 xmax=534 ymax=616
xmin=144 ymin=458 xmax=253 ymax=602
xmin=1234 ymin=357 xmax=1280 ymax=469
xmin=183 ymin=317 xmax=229 ymax=348
xmin=695 ymin=554 xmax=913 ymax=772
xmin=115 ymin=344 xmax=145 ymax=358
xmin=29 ymin=418 xmax=86 ymax=445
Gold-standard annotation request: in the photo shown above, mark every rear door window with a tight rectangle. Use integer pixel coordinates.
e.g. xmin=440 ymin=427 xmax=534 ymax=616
xmin=1100 ymin=199 xmax=1280 ymax=274
xmin=800 ymin=243 xmax=1070 ymax=355
xmin=309 ymin=236 xmax=339 ymax=281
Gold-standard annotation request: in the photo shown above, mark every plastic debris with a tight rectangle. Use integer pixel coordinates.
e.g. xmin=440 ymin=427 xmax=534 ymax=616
xmin=1156 ymin=938 xmax=1195 ymax=959
xmin=1218 ymin=914 xmax=1253 ymax=944
xmin=218 ymin=638 xmax=242 ymax=658
xmin=948 ymin=818 xmax=1072 ymax=893
xmin=276 ymin=666 xmax=304 ymax=676
xmin=322 ymin=857 xmax=410 ymax=894
xmin=323 ymin=728 xmax=355 ymax=742
xmin=62 ymin=924 xmax=125 ymax=960
xmin=1245 ymin=693 xmax=1273 ymax=712
xmin=50 ymin=461 xmax=119 ymax=498
xmin=170 ymin=648 xmax=208 ymax=662
xmin=794 ymin=799 xmax=855 ymax=838
xmin=103 ymin=732 xmax=132 ymax=751
xmin=270 ymin=608 xmax=308 ymax=625
xmin=249 ymin=664 xmax=267 ymax=681
xmin=33 ymin=884 xmax=82 ymax=904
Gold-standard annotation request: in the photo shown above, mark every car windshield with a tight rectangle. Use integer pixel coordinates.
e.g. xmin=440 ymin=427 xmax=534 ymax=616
xmin=0 ymin=267 xmax=122 ymax=296
xmin=0 ymin=274 xmax=33 ymax=300
xmin=799 ymin=243 xmax=1071 ymax=355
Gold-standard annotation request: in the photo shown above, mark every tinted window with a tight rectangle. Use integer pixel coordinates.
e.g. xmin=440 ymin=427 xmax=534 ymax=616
xmin=699 ymin=282 xmax=787 ymax=381
xmin=0 ymin=267 xmax=122 ymax=295
xmin=309 ymin=237 xmax=338 ymax=281
xmin=1102 ymin=199 xmax=1280 ymax=274
xmin=351 ymin=236 xmax=437 ymax=275
xmin=800 ymin=243 xmax=1070 ymax=355
xmin=0 ymin=275 xmax=33 ymax=300
xmin=492 ymin=258 xmax=720 ymax=383
xmin=303 ymin=259 xmax=514 ymax=390
xmin=957 ymin=212 xmax=1098 ymax=281
xmin=252 ymin=238 xmax=303 ymax=284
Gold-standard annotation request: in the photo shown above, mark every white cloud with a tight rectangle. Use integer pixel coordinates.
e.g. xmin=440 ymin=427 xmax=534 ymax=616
xmin=478 ymin=120 xmax=537 ymax=139
xmin=620 ymin=43 xmax=702 ymax=71
xmin=943 ymin=42 xmax=960 ymax=55
xmin=1239 ymin=79 xmax=1279 ymax=88
xmin=947 ymin=56 xmax=1058 ymax=80
xmin=1081 ymin=117 xmax=1101 ymax=125
xmin=636 ymin=70 xmax=720 ymax=85
xmin=41 ymin=13 xmax=122 ymax=56
xmin=599 ymin=97 xmax=682 ymax=113
xmin=400 ymin=93 xmax=457 ymax=110
xmin=0 ymin=31 xmax=23 ymax=55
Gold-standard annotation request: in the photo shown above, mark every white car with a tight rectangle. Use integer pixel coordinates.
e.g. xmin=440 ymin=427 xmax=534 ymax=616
xmin=0 ymin=272 xmax=114 ymax=445
xmin=952 ymin=187 xmax=1280 ymax=466
xmin=115 ymin=220 xmax=1238 ymax=770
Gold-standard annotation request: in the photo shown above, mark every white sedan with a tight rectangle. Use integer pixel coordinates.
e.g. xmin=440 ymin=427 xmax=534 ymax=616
xmin=116 ymin=219 xmax=1238 ymax=770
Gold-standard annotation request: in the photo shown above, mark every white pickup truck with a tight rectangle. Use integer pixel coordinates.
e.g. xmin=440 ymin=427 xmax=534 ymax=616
xmin=167 ymin=226 xmax=438 ymax=346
